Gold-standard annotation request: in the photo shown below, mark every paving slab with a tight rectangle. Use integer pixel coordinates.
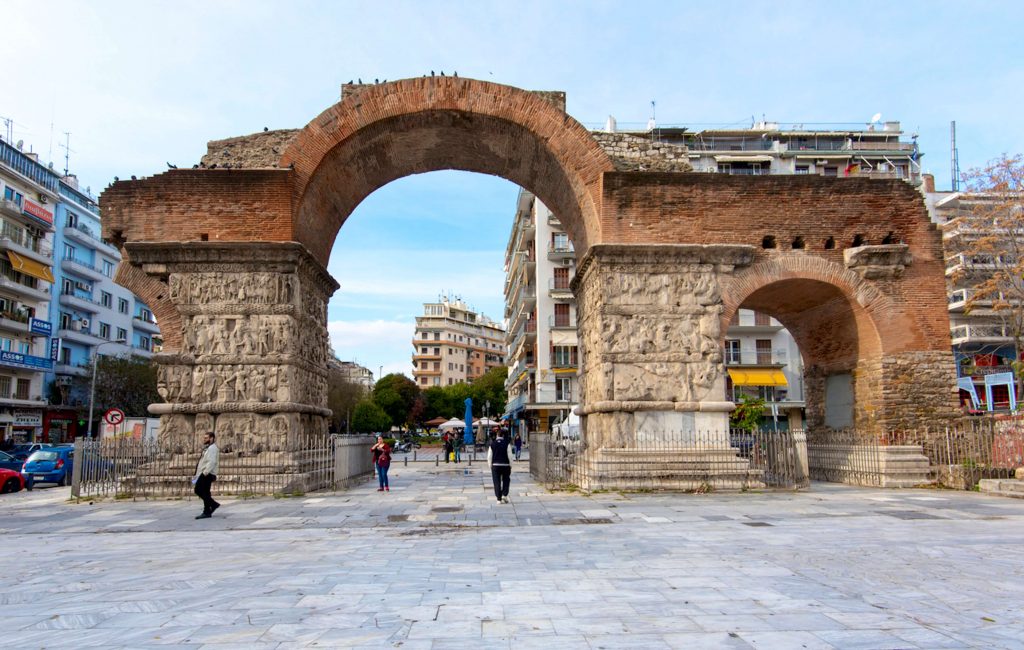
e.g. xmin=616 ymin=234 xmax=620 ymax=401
xmin=0 ymin=460 xmax=1022 ymax=648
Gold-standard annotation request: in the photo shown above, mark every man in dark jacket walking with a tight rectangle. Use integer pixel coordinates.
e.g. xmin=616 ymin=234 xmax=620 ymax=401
xmin=487 ymin=431 xmax=512 ymax=504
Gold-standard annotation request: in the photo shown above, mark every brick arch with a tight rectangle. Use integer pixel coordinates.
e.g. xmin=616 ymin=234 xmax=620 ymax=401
xmin=721 ymin=254 xmax=894 ymax=370
xmin=280 ymin=78 xmax=614 ymax=265
xmin=113 ymin=253 xmax=182 ymax=351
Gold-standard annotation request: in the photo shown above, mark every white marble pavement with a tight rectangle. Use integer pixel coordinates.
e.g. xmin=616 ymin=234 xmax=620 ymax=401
xmin=1 ymin=459 xmax=1023 ymax=649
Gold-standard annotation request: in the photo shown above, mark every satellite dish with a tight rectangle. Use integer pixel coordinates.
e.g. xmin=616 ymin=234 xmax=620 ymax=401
xmin=870 ymin=113 xmax=882 ymax=124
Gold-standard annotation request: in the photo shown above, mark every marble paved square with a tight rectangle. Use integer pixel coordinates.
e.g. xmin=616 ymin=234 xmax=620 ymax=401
xmin=1 ymin=459 xmax=1023 ymax=649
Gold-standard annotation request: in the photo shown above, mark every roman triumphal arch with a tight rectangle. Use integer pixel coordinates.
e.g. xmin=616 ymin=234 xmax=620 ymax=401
xmin=100 ymin=78 xmax=959 ymax=489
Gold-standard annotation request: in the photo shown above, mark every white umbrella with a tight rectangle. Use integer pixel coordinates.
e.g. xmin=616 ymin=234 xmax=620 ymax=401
xmin=475 ymin=417 xmax=501 ymax=427
xmin=438 ymin=418 xmax=466 ymax=432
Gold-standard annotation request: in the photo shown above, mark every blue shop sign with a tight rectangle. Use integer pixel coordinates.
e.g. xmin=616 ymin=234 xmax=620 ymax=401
xmin=0 ymin=350 xmax=54 ymax=371
xmin=50 ymin=338 xmax=62 ymax=361
xmin=30 ymin=318 xmax=52 ymax=336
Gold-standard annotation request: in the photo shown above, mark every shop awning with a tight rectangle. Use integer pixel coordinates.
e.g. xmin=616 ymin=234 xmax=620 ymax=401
xmin=714 ymin=155 xmax=774 ymax=163
xmin=6 ymin=251 xmax=55 ymax=283
xmin=727 ymin=368 xmax=788 ymax=386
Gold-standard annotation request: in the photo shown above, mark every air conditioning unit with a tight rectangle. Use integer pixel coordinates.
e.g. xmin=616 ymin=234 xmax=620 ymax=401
xmin=79 ymin=318 xmax=90 ymax=329
xmin=561 ymin=259 xmax=572 ymax=266
xmin=56 ymin=376 xmax=73 ymax=386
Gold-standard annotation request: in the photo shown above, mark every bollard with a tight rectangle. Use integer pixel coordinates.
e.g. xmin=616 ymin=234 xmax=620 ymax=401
xmin=404 ymin=456 xmax=408 ymax=467
xmin=413 ymin=450 xmax=417 ymax=462
xmin=468 ymin=455 xmax=472 ymax=467
xmin=435 ymin=454 xmax=439 ymax=467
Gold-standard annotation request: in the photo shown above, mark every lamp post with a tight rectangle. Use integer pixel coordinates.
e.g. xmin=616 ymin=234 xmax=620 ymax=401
xmin=86 ymin=339 xmax=127 ymax=438
xmin=379 ymin=365 xmax=383 ymax=384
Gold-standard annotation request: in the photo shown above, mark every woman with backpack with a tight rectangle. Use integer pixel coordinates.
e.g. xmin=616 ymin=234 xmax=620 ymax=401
xmin=371 ymin=436 xmax=392 ymax=492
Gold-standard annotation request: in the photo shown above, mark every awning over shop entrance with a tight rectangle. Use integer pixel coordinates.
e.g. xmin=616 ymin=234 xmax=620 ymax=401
xmin=6 ymin=251 xmax=55 ymax=283
xmin=727 ymin=368 xmax=788 ymax=386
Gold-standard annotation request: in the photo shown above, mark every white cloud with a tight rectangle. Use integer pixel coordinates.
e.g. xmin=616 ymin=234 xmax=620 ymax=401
xmin=328 ymin=318 xmax=416 ymax=379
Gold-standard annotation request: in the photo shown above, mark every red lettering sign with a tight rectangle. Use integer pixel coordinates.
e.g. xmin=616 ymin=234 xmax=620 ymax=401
xmin=22 ymin=199 xmax=53 ymax=225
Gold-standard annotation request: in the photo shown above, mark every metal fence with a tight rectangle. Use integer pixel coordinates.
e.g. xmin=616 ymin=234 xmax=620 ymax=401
xmin=532 ymin=428 xmax=805 ymax=492
xmin=925 ymin=424 xmax=1023 ymax=489
xmin=72 ymin=433 xmax=345 ymax=501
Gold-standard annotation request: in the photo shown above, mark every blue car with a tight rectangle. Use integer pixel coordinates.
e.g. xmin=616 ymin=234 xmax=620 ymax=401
xmin=0 ymin=450 xmax=23 ymax=472
xmin=21 ymin=447 xmax=76 ymax=487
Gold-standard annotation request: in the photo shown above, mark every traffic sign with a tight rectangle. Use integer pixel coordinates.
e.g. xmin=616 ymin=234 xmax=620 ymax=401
xmin=104 ymin=408 xmax=126 ymax=426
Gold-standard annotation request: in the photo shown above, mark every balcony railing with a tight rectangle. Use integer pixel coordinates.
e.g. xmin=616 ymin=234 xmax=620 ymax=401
xmin=547 ymin=242 xmax=575 ymax=259
xmin=0 ymin=232 xmax=53 ymax=258
xmin=549 ymin=278 xmax=573 ymax=292
xmin=549 ymin=314 xmax=577 ymax=329
xmin=0 ymin=139 xmax=60 ymax=193
xmin=951 ymin=324 xmax=1013 ymax=341
xmin=945 ymin=253 xmax=1014 ymax=273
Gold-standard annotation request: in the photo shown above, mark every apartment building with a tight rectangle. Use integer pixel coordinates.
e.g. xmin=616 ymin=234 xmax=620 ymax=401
xmin=0 ymin=139 xmax=58 ymax=444
xmin=649 ymin=121 xmax=922 ymax=183
xmin=46 ymin=175 xmax=159 ymax=440
xmin=412 ymin=297 xmax=505 ymax=387
xmin=330 ymin=358 xmax=375 ymax=390
xmin=503 ymin=190 xmax=578 ymax=434
xmin=925 ymin=185 xmax=1021 ymax=411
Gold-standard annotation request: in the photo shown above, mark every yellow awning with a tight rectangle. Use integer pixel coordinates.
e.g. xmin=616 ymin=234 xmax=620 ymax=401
xmin=727 ymin=368 xmax=788 ymax=386
xmin=6 ymin=251 xmax=55 ymax=284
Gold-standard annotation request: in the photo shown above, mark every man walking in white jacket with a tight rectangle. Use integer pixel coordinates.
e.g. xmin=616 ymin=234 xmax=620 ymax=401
xmin=193 ymin=431 xmax=220 ymax=519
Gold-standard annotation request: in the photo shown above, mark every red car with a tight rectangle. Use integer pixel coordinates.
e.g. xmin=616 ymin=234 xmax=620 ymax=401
xmin=1 ymin=467 xmax=26 ymax=493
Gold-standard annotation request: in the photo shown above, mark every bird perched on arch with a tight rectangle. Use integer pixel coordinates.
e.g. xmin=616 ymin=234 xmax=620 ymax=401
xmin=167 ymin=162 xmax=177 ymax=169
xmin=263 ymin=126 xmax=268 ymax=132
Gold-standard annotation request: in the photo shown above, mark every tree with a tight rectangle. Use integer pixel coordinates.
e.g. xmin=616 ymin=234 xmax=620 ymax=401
xmin=729 ymin=394 xmax=765 ymax=432
xmin=67 ymin=354 xmax=161 ymax=418
xmin=470 ymin=366 xmax=508 ymax=417
xmin=327 ymin=368 xmax=367 ymax=433
xmin=372 ymin=373 xmax=420 ymax=428
xmin=351 ymin=399 xmax=391 ymax=433
xmin=954 ymin=154 xmax=1024 ymax=396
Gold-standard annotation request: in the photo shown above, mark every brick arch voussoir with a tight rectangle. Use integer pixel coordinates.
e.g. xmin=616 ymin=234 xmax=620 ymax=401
xmin=721 ymin=254 xmax=896 ymax=353
xmin=280 ymin=77 xmax=613 ymax=255
xmin=113 ymin=254 xmax=182 ymax=352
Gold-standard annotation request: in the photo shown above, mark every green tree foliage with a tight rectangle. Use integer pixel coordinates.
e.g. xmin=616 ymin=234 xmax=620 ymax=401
xmin=418 ymin=367 xmax=509 ymax=423
xmin=326 ymin=369 xmax=368 ymax=433
xmin=470 ymin=366 xmax=508 ymax=417
xmin=351 ymin=399 xmax=392 ymax=433
xmin=372 ymin=373 xmax=421 ymax=428
xmin=67 ymin=354 xmax=161 ymax=418
xmin=729 ymin=394 xmax=766 ymax=432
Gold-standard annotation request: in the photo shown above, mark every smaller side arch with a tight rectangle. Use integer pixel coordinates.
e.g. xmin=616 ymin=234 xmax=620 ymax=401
xmin=114 ymin=253 xmax=181 ymax=352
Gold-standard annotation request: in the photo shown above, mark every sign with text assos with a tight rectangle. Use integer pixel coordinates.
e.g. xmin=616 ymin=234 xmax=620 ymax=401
xmin=30 ymin=318 xmax=52 ymax=336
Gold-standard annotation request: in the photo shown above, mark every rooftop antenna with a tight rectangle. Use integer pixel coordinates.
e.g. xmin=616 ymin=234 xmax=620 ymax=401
xmin=0 ymin=115 xmax=12 ymax=142
xmin=60 ymin=132 xmax=75 ymax=176
xmin=647 ymin=100 xmax=656 ymax=142
xmin=950 ymin=120 xmax=961 ymax=192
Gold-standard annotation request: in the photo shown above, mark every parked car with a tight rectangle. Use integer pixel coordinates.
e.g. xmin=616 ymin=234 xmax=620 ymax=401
xmin=8 ymin=443 xmax=53 ymax=461
xmin=0 ymin=468 xmax=25 ymax=493
xmin=0 ymin=450 xmax=23 ymax=471
xmin=20 ymin=446 xmax=115 ymax=487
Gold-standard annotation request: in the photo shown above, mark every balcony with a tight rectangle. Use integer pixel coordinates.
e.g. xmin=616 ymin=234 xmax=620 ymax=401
xmin=53 ymin=362 xmax=89 ymax=377
xmin=951 ymin=323 xmax=1013 ymax=345
xmin=0 ymin=274 xmax=49 ymax=301
xmin=412 ymin=353 xmax=442 ymax=363
xmin=509 ymin=320 xmax=537 ymax=357
xmin=945 ymin=253 xmax=1011 ymax=276
xmin=58 ymin=291 xmax=101 ymax=314
xmin=0 ymin=139 xmax=60 ymax=194
xmin=0 ymin=235 xmax=53 ymax=266
xmin=549 ymin=313 xmax=577 ymax=329
xmin=549 ymin=277 xmax=574 ymax=298
xmin=548 ymin=242 xmax=575 ymax=261
xmin=133 ymin=315 xmax=160 ymax=334
xmin=57 ymin=326 xmax=105 ymax=346
xmin=61 ymin=256 xmax=107 ymax=282
xmin=63 ymin=224 xmax=120 ymax=257
xmin=0 ymin=310 xmax=31 ymax=335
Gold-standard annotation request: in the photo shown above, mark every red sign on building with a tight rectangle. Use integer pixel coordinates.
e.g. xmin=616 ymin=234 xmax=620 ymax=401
xmin=22 ymin=199 xmax=53 ymax=225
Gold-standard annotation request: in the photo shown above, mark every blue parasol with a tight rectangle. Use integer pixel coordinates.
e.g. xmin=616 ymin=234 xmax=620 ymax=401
xmin=463 ymin=397 xmax=474 ymax=445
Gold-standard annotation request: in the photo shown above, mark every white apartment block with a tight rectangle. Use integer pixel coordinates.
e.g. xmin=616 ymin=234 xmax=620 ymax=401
xmin=412 ymin=297 xmax=505 ymax=388
xmin=503 ymin=190 xmax=578 ymax=434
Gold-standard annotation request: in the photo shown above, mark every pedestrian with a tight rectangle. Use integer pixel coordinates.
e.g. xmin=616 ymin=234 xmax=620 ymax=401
xmin=513 ymin=432 xmax=523 ymax=461
xmin=372 ymin=436 xmax=391 ymax=492
xmin=454 ymin=435 xmax=462 ymax=464
xmin=372 ymin=435 xmax=384 ymax=476
xmin=443 ymin=432 xmax=453 ymax=463
xmin=488 ymin=429 xmax=512 ymax=504
xmin=192 ymin=431 xmax=220 ymax=519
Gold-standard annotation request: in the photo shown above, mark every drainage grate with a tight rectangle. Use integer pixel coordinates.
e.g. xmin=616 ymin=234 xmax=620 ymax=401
xmin=431 ymin=506 xmax=463 ymax=513
xmin=742 ymin=521 xmax=773 ymax=527
xmin=387 ymin=514 xmax=410 ymax=522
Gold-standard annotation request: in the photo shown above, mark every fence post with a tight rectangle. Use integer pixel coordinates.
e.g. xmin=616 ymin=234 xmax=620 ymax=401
xmin=792 ymin=429 xmax=809 ymax=487
xmin=70 ymin=437 xmax=84 ymax=499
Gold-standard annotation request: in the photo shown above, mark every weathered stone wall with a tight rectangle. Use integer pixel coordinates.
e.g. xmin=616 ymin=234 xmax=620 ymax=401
xmin=201 ymin=129 xmax=298 ymax=169
xmin=590 ymin=133 xmax=693 ymax=172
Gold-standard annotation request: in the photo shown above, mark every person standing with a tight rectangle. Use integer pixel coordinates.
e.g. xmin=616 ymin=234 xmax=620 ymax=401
xmin=372 ymin=436 xmax=384 ymax=477
xmin=488 ymin=430 xmax=512 ymax=504
xmin=513 ymin=432 xmax=523 ymax=461
xmin=372 ymin=436 xmax=391 ymax=492
xmin=443 ymin=432 xmax=453 ymax=464
xmin=193 ymin=431 xmax=220 ymax=519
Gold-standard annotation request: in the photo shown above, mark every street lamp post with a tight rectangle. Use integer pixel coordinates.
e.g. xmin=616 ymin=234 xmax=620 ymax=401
xmin=87 ymin=339 xmax=127 ymax=438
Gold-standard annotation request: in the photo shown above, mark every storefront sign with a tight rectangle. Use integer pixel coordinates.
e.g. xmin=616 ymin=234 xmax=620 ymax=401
xmin=21 ymin=199 xmax=53 ymax=226
xmin=30 ymin=318 xmax=51 ymax=336
xmin=50 ymin=338 xmax=61 ymax=361
xmin=14 ymin=410 xmax=42 ymax=426
xmin=0 ymin=350 xmax=53 ymax=370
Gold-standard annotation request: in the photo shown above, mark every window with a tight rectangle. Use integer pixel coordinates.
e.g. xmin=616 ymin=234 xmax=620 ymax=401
xmin=552 ymin=232 xmax=570 ymax=253
xmin=99 ymin=322 xmax=111 ymax=339
xmin=433 ymin=362 xmax=440 ymax=371
xmin=0 ymin=337 xmax=11 ymax=351
xmin=0 ymin=376 xmax=9 ymax=398
xmin=64 ymin=244 xmax=76 ymax=260
xmin=15 ymin=378 xmax=30 ymax=400
xmin=795 ymin=165 xmax=810 ymax=175
xmin=101 ymin=291 xmax=112 ymax=308
xmin=117 ymin=327 xmax=127 ymax=341
xmin=60 ymin=312 xmax=73 ymax=330
xmin=139 ymin=337 xmax=150 ymax=351
xmin=756 ymin=339 xmax=772 ymax=365
xmin=434 ymin=347 xmax=440 ymax=355
xmin=66 ymin=211 xmax=78 ymax=228
xmin=17 ymin=341 xmax=29 ymax=354
xmin=823 ymin=167 xmax=838 ymax=177
xmin=552 ymin=345 xmax=578 ymax=367
xmin=118 ymin=298 xmax=129 ymax=314
xmin=754 ymin=312 xmax=771 ymax=327
xmin=102 ymin=260 xmax=114 ymax=277
xmin=556 ymin=377 xmax=573 ymax=402
xmin=725 ymin=340 xmax=741 ymax=365
xmin=3 ymin=187 xmax=23 ymax=206
xmin=448 ymin=362 xmax=453 ymax=370
xmin=554 ymin=303 xmax=570 ymax=327
xmin=553 ymin=267 xmax=570 ymax=290
xmin=60 ymin=348 xmax=71 ymax=365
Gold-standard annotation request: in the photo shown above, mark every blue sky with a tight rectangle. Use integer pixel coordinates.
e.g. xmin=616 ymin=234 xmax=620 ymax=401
xmin=3 ymin=0 xmax=1023 ymax=377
